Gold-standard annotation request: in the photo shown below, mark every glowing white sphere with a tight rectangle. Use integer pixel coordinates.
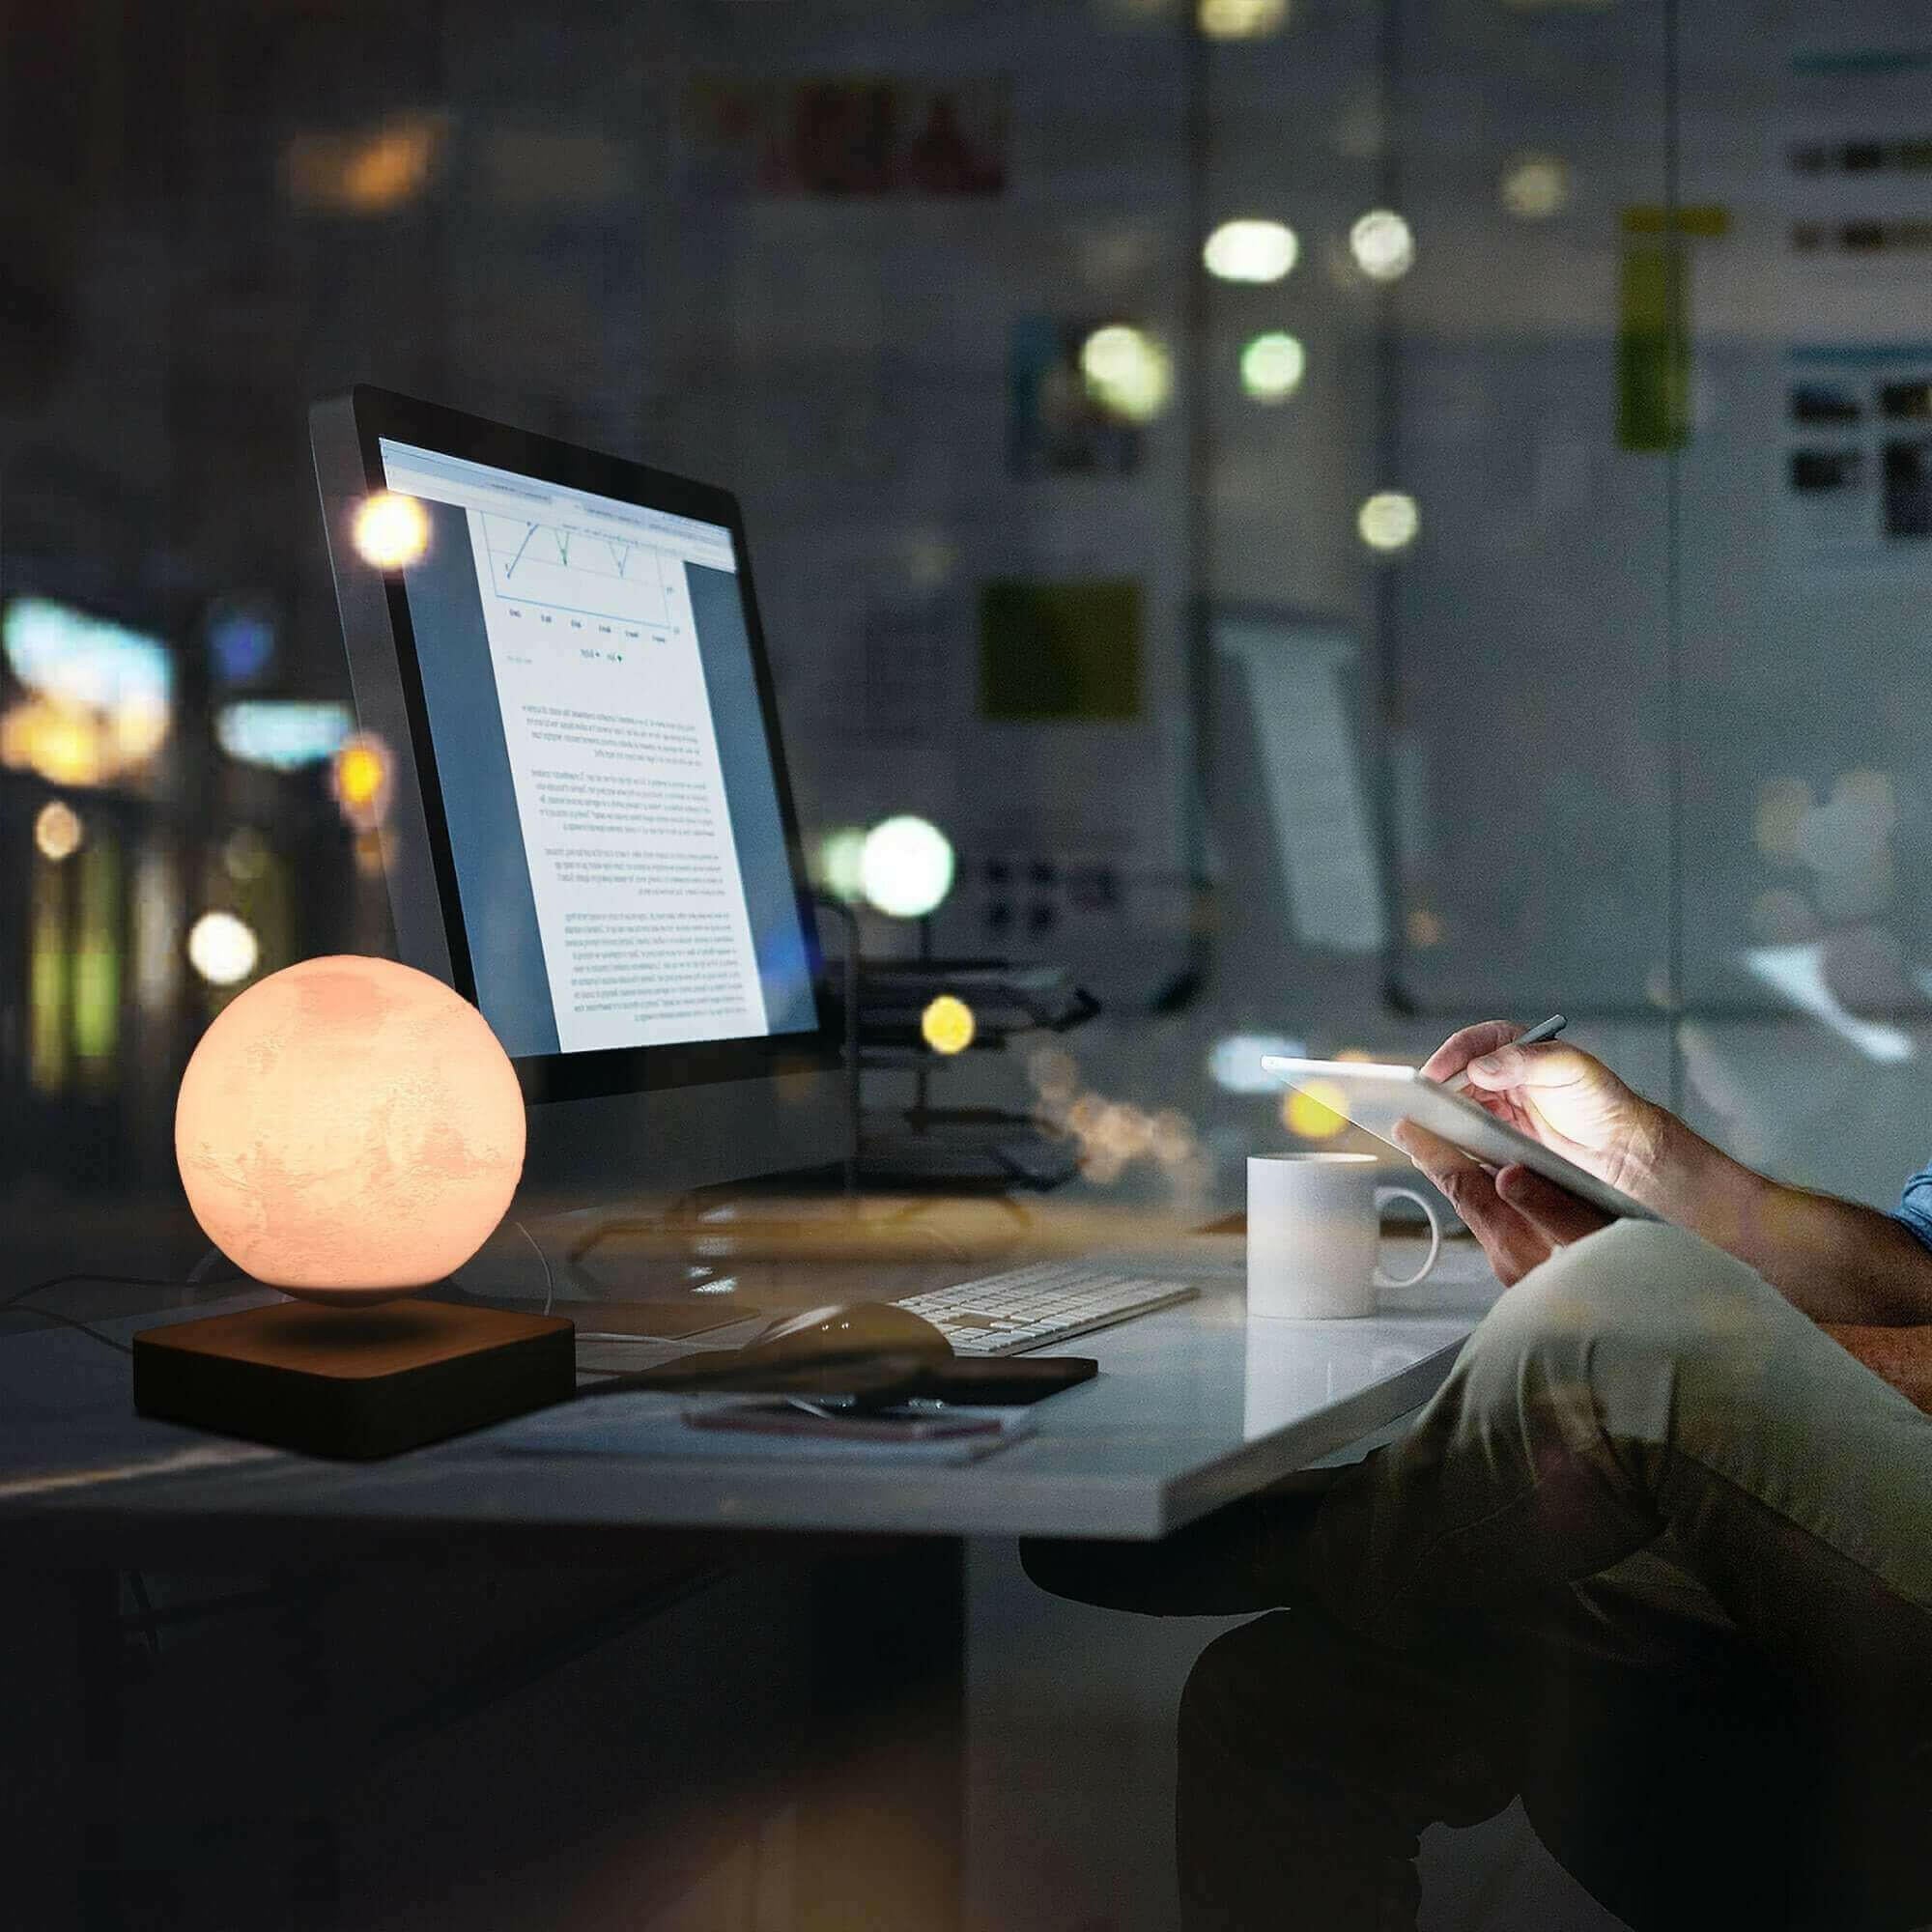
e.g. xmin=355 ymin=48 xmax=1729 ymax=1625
xmin=187 ymin=911 xmax=260 ymax=987
xmin=352 ymin=493 xmax=430 ymax=570
xmin=860 ymin=815 xmax=955 ymax=920
xmin=1350 ymin=209 xmax=1415 ymax=281
xmin=174 ymin=955 xmax=526 ymax=1300
xmin=1204 ymin=218 xmax=1299 ymax=284
xmin=1357 ymin=490 xmax=1421 ymax=553
xmin=1079 ymin=325 xmax=1175 ymax=423
xmin=1240 ymin=331 xmax=1307 ymax=402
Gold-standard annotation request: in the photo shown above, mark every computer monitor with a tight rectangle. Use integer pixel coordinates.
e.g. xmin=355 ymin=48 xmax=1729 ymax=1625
xmin=310 ymin=387 xmax=848 ymax=1207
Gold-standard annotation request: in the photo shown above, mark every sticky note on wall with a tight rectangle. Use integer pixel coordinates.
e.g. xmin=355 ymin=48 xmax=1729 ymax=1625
xmin=1616 ymin=205 xmax=1727 ymax=453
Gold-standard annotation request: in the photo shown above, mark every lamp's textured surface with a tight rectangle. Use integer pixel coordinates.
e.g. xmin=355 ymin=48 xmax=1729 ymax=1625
xmin=175 ymin=955 xmax=525 ymax=1299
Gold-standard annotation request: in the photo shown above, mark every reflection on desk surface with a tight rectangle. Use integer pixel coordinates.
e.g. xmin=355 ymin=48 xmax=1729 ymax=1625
xmin=0 ymin=1199 xmax=1500 ymax=1543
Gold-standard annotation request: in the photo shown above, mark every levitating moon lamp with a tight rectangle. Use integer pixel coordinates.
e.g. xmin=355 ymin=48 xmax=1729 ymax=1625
xmin=133 ymin=956 xmax=574 ymax=1458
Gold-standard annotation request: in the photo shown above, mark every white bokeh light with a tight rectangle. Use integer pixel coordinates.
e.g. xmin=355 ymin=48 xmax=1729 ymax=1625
xmin=187 ymin=910 xmax=260 ymax=987
xmin=1204 ymin=218 xmax=1299 ymax=284
xmin=1239 ymin=331 xmax=1307 ymax=402
xmin=1350 ymin=209 xmax=1415 ymax=281
xmin=1079 ymin=324 xmax=1175 ymax=423
xmin=1357 ymin=490 xmax=1421 ymax=553
xmin=860 ymin=815 xmax=955 ymax=920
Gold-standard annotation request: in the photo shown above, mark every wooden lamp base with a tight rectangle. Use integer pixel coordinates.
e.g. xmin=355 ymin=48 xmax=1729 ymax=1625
xmin=133 ymin=1298 xmax=576 ymax=1460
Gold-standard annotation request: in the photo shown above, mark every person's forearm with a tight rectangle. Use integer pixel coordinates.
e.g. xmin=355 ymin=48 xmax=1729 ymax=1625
xmin=1629 ymin=1111 xmax=1932 ymax=1324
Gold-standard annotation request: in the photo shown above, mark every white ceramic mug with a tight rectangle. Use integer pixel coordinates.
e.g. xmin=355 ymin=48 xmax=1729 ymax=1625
xmin=1247 ymin=1151 xmax=1442 ymax=1319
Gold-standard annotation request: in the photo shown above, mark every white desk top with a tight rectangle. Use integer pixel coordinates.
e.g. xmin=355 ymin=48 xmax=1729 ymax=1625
xmin=0 ymin=1236 xmax=1500 ymax=1545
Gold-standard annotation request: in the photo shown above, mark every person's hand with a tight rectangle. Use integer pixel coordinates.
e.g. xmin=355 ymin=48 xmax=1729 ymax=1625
xmin=1390 ymin=1120 xmax=1607 ymax=1287
xmin=1418 ymin=1021 xmax=1668 ymax=1203
xmin=1394 ymin=1020 xmax=1672 ymax=1287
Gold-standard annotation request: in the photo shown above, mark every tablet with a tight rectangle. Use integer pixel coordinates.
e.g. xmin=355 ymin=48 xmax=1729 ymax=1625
xmin=1259 ymin=1057 xmax=1660 ymax=1224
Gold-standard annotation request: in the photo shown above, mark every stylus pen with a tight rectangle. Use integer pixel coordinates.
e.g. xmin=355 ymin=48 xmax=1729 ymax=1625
xmin=1443 ymin=1013 xmax=1567 ymax=1094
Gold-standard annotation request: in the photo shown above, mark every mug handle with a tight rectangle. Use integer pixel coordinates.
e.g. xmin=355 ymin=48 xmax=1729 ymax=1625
xmin=1373 ymin=1186 xmax=1442 ymax=1289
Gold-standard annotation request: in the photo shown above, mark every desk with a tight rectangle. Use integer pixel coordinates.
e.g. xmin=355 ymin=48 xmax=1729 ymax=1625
xmin=0 ymin=1232 xmax=1497 ymax=1550
xmin=0 ymin=1223 xmax=1500 ymax=1928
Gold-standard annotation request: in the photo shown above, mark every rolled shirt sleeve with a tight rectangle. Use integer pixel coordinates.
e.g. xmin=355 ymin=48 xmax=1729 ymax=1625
xmin=1895 ymin=1161 xmax=1932 ymax=1255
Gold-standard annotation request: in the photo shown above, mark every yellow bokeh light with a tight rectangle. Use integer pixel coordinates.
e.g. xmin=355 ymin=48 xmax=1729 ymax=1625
xmin=1240 ymin=330 xmax=1306 ymax=402
xmin=1283 ymin=1079 xmax=1348 ymax=1139
xmin=1357 ymin=490 xmax=1420 ymax=553
xmin=2 ymin=697 xmax=109 ymax=787
xmin=1204 ymin=218 xmax=1299 ymax=284
xmin=1079 ymin=324 xmax=1175 ymax=423
xmin=1199 ymin=0 xmax=1290 ymax=36
xmin=331 ymin=732 xmax=393 ymax=831
xmin=1350 ymin=209 xmax=1415 ymax=281
xmin=34 ymin=800 xmax=83 ymax=863
xmin=921 ymin=993 xmax=977 ymax=1056
xmin=344 ymin=125 xmax=438 ymax=213
xmin=352 ymin=492 xmax=431 ymax=570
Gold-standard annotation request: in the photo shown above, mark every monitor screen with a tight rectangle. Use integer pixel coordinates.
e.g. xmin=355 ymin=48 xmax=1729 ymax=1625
xmin=374 ymin=437 xmax=819 ymax=1061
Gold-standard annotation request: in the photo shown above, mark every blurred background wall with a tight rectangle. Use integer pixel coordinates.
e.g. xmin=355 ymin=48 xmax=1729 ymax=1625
xmin=7 ymin=0 xmax=1932 ymax=1229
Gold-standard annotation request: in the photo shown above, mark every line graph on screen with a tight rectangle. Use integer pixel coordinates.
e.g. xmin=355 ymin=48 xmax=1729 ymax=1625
xmin=482 ymin=514 xmax=670 ymax=628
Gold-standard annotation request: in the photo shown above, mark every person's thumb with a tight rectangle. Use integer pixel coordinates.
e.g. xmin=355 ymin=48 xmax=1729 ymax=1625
xmin=1463 ymin=1041 xmax=1604 ymax=1094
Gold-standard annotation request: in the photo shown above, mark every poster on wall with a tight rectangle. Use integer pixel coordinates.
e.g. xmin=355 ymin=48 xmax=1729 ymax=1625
xmin=1784 ymin=345 xmax=1932 ymax=556
xmin=1778 ymin=20 xmax=1932 ymax=566
xmin=678 ymin=76 xmax=1009 ymax=197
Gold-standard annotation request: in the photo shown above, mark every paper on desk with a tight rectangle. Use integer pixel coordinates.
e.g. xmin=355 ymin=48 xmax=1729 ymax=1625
xmin=494 ymin=1392 xmax=1035 ymax=1464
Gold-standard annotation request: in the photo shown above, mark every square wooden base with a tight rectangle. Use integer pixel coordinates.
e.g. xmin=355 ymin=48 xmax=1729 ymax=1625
xmin=132 ymin=1298 xmax=576 ymax=1460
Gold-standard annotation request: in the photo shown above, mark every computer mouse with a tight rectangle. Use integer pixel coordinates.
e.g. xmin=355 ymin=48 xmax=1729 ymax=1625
xmin=736 ymin=1302 xmax=952 ymax=1372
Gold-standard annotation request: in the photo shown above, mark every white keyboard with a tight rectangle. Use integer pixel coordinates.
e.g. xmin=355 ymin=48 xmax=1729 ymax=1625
xmin=894 ymin=1260 xmax=1199 ymax=1356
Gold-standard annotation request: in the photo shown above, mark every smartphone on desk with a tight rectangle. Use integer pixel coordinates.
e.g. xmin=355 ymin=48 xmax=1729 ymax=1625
xmin=685 ymin=1402 xmax=1004 ymax=1443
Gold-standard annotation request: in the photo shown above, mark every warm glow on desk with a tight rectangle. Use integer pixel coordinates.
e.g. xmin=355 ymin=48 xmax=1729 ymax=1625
xmin=174 ymin=955 xmax=526 ymax=1299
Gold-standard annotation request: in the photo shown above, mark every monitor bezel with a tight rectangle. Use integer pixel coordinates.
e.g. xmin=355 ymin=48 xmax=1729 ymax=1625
xmin=323 ymin=385 xmax=838 ymax=1108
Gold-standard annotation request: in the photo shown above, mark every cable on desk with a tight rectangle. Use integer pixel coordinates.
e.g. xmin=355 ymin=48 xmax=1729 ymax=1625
xmin=516 ymin=1220 xmax=555 ymax=1318
xmin=0 ymin=1251 xmax=241 ymax=1357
